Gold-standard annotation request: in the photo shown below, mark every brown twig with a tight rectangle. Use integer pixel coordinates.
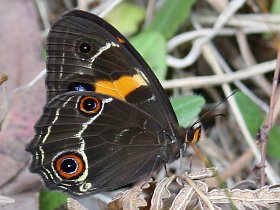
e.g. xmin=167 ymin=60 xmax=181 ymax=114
xmin=258 ymin=49 xmax=280 ymax=187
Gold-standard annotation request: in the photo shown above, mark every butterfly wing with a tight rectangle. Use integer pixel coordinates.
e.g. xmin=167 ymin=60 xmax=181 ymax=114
xmin=26 ymin=10 xmax=186 ymax=197
xmin=46 ymin=10 xmax=179 ymax=136
xmin=26 ymin=91 xmax=175 ymax=196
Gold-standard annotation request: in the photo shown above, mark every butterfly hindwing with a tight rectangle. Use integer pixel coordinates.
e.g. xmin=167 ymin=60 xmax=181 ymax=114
xmin=26 ymin=91 xmax=178 ymax=196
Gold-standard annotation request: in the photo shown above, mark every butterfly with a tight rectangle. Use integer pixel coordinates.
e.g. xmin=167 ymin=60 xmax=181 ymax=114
xmin=25 ymin=9 xmax=201 ymax=197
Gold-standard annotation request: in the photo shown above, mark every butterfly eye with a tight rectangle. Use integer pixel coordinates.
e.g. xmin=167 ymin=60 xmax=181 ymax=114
xmin=79 ymin=42 xmax=92 ymax=53
xmin=79 ymin=96 xmax=102 ymax=115
xmin=54 ymin=153 xmax=85 ymax=179
xmin=186 ymin=125 xmax=201 ymax=144
xmin=68 ymin=82 xmax=94 ymax=92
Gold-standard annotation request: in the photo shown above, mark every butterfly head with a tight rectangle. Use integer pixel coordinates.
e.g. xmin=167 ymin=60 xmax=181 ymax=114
xmin=185 ymin=122 xmax=202 ymax=144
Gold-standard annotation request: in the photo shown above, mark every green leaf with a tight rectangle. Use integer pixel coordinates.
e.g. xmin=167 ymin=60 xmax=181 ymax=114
xmin=171 ymin=95 xmax=205 ymax=127
xmin=270 ymin=0 xmax=280 ymax=13
xmin=130 ymin=32 xmax=167 ymax=80
xmin=235 ymin=92 xmax=263 ymax=135
xmin=105 ymin=2 xmax=145 ymax=35
xmin=145 ymin=0 xmax=196 ymax=39
xmin=40 ymin=189 xmax=67 ymax=210
xmin=268 ymin=126 xmax=280 ymax=159
xmin=235 ymin=92 xmax=280 ymax=160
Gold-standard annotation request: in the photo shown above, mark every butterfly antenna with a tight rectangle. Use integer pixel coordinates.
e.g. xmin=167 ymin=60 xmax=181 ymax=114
xmin=193 ymin=113 xmax=226 ymax=125
xmin=195 ymin=90 xmax=239 ymax=125
xmin=186 ymin=90 xmax=239 ymax=144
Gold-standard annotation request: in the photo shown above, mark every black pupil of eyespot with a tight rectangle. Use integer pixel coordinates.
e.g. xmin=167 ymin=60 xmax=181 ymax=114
xmin=79 ymin=42 xmax=91 ymax=53
xmin=61 ymin=158 xmax=77 ymax=174
xmin=83 ymin=98 xmax=97 ymax=111
xmin=68 ymin=82 xmax=94 ymax=92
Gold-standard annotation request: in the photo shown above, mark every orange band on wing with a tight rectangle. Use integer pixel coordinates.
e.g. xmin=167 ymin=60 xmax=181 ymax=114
xmin=95 ymin=74 xmax=148 ymax=100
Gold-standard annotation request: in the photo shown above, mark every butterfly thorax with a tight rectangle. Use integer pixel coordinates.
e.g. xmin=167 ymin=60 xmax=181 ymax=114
xmin=159 ymin=126 xmax=185 ymax=163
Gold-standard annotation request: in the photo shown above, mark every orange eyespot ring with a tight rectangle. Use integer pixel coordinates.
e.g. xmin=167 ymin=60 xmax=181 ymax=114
xmin=54 ymin=153 xmax=85 ymax=179
xmin=79 ymin=96 xmax=102 ymax=115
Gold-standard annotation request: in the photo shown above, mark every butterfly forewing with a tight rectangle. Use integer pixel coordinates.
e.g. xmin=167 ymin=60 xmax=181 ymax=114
xmin=46 ymin=10 xmax=180 ymax=136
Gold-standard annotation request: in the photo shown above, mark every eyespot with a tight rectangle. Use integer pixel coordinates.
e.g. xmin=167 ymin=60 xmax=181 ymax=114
xmin=68 ymin=82 xmax=94 ymax=92
xmin=79 ymin=42 xmax=92 ymax=53
xmin=79 ymin=96 xmax=102 ymax=115
xmin=54 ymin=153 xmax=85 ymax=179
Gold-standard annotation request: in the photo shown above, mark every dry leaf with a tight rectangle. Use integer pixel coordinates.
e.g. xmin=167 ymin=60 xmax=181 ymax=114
xmin=208 ymin=186 xmax=280 ymax=210
xmin=150 ymin=175 xmax=175 ymax=210
xmin=0 ymin=195 xmax=14 ymax=207
xmin=108 ymin=182 xmax=149 ymax=210
xmin=188 ymin=167 xmax=217 ymax=180
xmin=106 ymin=168 xmax=280 ymax=210
xmin=169 ymin=185 xmax=196 ymax=210
xmin=67 ymin=198 xmax=87 ymax=210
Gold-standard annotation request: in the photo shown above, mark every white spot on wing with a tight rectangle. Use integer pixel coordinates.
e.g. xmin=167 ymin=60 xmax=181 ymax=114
xmin=79 ymin=182 xmax=92 ymax=192
xmin=135 ymin=67 xmax=150 ymax=85
xmin=90 ymin=42 xmax=119 ymax=64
